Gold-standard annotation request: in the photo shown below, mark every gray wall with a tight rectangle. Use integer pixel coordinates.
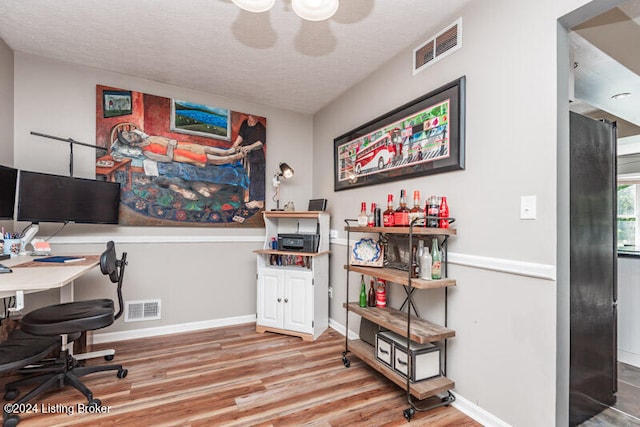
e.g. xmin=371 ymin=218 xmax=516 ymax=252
xmin=0 ymin=37 xmax=13 ymax=166
xmin=313 ymin=0 xmax=602 ymax=425
xmin=11 ymin=52 xmax=315 ymax=334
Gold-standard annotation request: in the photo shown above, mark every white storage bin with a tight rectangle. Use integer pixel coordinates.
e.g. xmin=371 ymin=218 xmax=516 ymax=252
xmin=378 ymin=331 xmax=440 ymax=383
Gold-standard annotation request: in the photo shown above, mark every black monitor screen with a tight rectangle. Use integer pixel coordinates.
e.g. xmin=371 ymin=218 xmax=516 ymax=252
xmin=17 ymin=170 xmax=120 ymax=224
xmin=0 ymin=165 xmax=18 ymax=220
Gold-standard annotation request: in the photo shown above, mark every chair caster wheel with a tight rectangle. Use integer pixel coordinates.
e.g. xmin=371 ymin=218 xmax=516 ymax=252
xmin=403 ymin=407 xmax=415 ymax=421
xmin=104 ymin=354 xmax=114 ymax=361
xmin=342 ymin=355 xmax=350 ymax=367
xmin=4 ymin=389 xmax=18 ymax=400
xmin=117 ymin=368 xmax=128 ymax=379
xmin=88 ymin=398 xmax=101 ymax=408
xmin=3 ymin=414 xmax=20 ymax=427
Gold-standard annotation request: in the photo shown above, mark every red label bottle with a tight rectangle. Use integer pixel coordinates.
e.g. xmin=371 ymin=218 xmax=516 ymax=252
xmin=394 ymin=189 xmax=409 ymax=227
xmin=383 ymin=194 xmax=395 ymax=227
xmin=439 ymin=196 xmax=449 ymax=228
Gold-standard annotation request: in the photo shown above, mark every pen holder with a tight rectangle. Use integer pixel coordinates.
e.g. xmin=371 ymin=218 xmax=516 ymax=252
xmin=2 ymin=239 xmax=22 ymax=256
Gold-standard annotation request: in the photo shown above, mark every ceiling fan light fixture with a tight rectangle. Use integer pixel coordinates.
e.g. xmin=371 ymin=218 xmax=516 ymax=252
xmin=292 ymin=0 xmax=339 ymax=21
xmin=611 ymin=92 xmax=631 ymax=100
xmin=231 ymin=0 xmax=276 ymax=13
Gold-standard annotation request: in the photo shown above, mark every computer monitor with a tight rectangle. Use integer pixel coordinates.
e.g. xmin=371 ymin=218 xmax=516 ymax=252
xmin=0 ymin=164 xmax=18 ymax=220
xmin=17 ymin=170 xmax=121 ymax=224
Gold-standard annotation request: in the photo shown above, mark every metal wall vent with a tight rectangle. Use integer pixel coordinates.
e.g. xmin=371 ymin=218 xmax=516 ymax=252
xmin=413 ymin=18 xmax=462 ymax=75
xmin=124 ymin=299 xmax=161 ymax=322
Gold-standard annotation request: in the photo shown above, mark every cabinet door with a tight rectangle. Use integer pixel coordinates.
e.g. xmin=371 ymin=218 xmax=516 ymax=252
xmin=283 ymin=270 xmax=313 ymax=334
xmin=257 ymin=268 xmax=283 ymax=329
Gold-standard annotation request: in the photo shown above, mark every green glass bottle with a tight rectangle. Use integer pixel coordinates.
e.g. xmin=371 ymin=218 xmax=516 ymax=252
xmin=359 ymin=275 xmax=367 ymax=307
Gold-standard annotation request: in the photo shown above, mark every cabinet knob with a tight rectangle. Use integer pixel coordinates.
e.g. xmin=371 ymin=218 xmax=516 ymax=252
xmin=284 ymin=298 xmax=289 ymax=303
xmin=277 ymin=298 xmax=282 ymax=302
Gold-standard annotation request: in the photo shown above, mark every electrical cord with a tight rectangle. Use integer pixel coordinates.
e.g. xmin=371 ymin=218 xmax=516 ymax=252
xmin=45 ymin=222 xmax=69 ymax=241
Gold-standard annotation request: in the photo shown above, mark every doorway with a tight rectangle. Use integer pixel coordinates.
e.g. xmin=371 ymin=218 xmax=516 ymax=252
xmin=565 ymin=1 xmax=640 ymax=425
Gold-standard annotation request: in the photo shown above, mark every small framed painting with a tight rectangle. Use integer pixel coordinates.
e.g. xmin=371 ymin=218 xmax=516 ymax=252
xmin=103 ymin=90 xmax=132 ymax=118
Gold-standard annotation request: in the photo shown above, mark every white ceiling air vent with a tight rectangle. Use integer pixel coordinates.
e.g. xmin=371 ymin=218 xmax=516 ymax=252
xmin=413 ymin=18 xmax=462 ymax=75
xmin=124 ymin=299 xmax=161 ymax=322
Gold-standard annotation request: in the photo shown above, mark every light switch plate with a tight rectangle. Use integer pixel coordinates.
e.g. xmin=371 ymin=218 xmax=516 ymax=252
xmin=520 ymin=195 xmax=536 ymax=220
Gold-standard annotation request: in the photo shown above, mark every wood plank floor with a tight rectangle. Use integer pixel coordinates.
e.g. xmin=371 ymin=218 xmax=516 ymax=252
xmin=1 ymin=324 xmax=479 ymax=426
xmin=580 ymin=362 xmax=640 ymax=426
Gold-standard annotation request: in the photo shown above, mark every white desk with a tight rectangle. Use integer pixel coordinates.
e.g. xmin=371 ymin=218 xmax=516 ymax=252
xmin=0 ymin=255 xmax=99 ymax=301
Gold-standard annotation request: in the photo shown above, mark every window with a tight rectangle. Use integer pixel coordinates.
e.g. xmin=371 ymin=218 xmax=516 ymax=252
xmin=618 ymin=184 xmax=638 ymax=247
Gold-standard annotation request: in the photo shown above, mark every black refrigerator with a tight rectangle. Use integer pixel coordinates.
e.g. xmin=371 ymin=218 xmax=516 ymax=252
xmin=569 ymin=111 xmax=617 ymax=425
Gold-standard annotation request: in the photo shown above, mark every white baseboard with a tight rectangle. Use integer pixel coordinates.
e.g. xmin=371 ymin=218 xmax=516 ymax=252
xmin=451 ymin=391 xmax=511 ymax=427
xmin=328 ymin=318 xmax=359 ymax=340
xmin=92 ymin=314 xmax=256 ymax=344
xmin=618 ymin=348 xmax=640 ymax=369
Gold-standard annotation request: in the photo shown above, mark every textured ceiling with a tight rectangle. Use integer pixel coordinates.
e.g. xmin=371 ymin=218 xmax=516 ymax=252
xmin=0 ymin=0 xmax=470 ymax=114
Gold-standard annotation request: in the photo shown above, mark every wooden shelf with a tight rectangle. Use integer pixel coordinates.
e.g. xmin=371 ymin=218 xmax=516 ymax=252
xmin=345 ymin=225 xmax=456 ymax=236
xmin=264 ymin=211 xmax=326 ymax=219
xmin=344 ymin=265 xmax=455 ymax=289
xmin=344 ymin=303 xmax=455 ymax=344
xmin=347 ymin=339 xmax=454 ymax=401
xmin=254 ymin=249 xmax=330 ymax=257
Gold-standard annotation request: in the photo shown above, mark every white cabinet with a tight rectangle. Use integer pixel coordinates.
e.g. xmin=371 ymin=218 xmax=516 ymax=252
xmin=257 ymin=268 xmax=313 ymax=334
xmin=254 ymin=211 xmax=330 ymax=341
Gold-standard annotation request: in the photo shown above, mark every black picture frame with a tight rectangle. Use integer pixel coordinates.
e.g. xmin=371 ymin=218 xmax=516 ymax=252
xmin=103 ymin=90 xmax=132 ymax=118
xmin=333 ymin=76 xmax=465 ymax=191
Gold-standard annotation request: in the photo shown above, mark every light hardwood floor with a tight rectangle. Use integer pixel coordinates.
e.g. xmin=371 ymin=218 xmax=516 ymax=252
xmin=1 ymin=324 xmax=479 ymax=426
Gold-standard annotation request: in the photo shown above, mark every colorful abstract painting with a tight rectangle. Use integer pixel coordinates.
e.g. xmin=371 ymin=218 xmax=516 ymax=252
xmin=95 ymin=85 xmax=266 ymax=227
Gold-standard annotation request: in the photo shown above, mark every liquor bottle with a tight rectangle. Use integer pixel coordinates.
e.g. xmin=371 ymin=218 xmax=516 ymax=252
xmin=408 ymin=190 xmax=425 ymax=225
xmin=357 ymin=202 xmax=368 ymax=227
xmin=439 ymin=196 xmax=449 ymax=228
xmin=426 ymin=195 xmax=440 ymax=228
xmin=359 ymin=275 xmax=367 ymax=307
xmin=374 ymin=205 xmax=381 ymax=227
xmin=367 ymin=279 xmax=376 ymax=307
xmin=367 ymin=202 xmax=376 ymax=227
xmin=420 ymin=245 xmax=432 ymax=280
xmin=431 ymin=238 xmax=442 ymax=280
xmin=383 ymin=194 xmax=395 ymax=227
xmin=375 ymin=278 xmax=387 ymax=307
xmin=394 ymin=189 xmax=409 ymax=227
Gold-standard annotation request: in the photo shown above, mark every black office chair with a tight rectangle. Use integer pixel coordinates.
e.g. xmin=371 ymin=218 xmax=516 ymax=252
xmin=2 ymin=241 xmax=128 ymax=427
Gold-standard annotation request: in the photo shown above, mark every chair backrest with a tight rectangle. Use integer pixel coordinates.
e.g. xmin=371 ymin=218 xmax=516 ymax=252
xmin=100 ymin=241 xmax=128 ymax=320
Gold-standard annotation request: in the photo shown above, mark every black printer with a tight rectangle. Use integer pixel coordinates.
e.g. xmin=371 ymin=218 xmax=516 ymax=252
xmin=277 ymin=233 xmax=320 ymax=252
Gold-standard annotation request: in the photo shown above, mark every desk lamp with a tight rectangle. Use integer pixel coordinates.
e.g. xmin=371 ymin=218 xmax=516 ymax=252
xmin=272 ymin=162 xmax=294 ymax=211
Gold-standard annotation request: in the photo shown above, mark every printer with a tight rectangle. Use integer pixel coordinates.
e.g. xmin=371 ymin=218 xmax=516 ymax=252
xmin=277 ymin=233 xmax=320 ymax=252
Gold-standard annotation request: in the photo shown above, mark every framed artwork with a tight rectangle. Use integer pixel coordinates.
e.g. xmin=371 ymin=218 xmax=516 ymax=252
xmin=334 ymin=76 xmax=465 ymax=191
xmin=170 ymin=100 xmax=232 ymax=141
xmin=96 ymin=85 xmax=267 ymax=227
xmin=103 ymin=90 xmax=132 ymax=118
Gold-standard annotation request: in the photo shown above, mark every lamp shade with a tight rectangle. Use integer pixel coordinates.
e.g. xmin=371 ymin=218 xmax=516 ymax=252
xmin=291 ymin=0 xmax=339 ymax=21
xmin=279 ymin=162 xmax=294 ymax=179
xmin=231 ymin=0 xmax=276 ymax=13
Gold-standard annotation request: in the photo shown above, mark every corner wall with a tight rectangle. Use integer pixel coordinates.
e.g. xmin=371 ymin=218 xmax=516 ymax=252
xmin=314 ymin=1 xmax=565 ymax=425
